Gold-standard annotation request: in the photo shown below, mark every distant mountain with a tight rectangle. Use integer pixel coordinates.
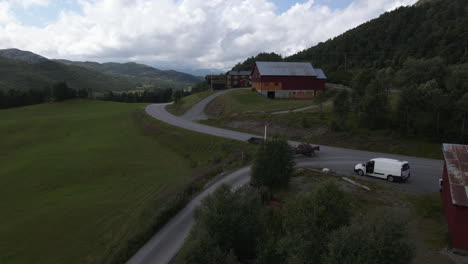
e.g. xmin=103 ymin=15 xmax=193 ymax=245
xmin=0 ymin=52 xmax=137 ymax=92
xmin=56 ymin=60 xmax=203 ymax=90
xmin=0 ymin=48 xmax=48 ymax=63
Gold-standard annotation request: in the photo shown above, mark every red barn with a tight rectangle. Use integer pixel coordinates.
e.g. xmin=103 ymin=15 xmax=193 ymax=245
xmin=251 ymin=61 xmax=326 ymax=99
xmin=441 ymin=143 xmax=468 ymax=254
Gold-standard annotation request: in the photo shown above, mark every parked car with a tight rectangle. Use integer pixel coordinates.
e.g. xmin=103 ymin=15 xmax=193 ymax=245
xmin=247 ymin=137 xmax=264 ymax=144
xmin=293 ymin=143 xmax=320 ymax=157
xmin=354 ymin=158 xmax=410 ymax=182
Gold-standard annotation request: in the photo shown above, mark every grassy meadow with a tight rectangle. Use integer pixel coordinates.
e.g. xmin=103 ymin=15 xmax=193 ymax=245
xmin=0 ymin=100 xmax=254 ymax=264
xmin=205 ymin=89 xmax=316 ymax=118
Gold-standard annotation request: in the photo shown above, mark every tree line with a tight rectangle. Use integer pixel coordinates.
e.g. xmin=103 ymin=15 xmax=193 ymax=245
xmin=331 ymin=57 xmax=468 ymax=143
xmin=99 ymin=88 xmax=174 ymax=103
xmin=0 ymin=82 xmax=88 ymax=109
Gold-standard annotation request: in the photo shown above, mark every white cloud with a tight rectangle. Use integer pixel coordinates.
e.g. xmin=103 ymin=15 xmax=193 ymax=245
xmin=0 ymin=0 xmax=418 ymax=70
xmin=14 ymin=0 xmax=51 ymax=8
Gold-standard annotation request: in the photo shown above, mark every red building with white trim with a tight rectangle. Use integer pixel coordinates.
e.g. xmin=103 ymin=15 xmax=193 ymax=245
xmin=251 ymin=61 xmax=326 ymax=99
xmin=441 ymin=143 xmax=468 ymax=253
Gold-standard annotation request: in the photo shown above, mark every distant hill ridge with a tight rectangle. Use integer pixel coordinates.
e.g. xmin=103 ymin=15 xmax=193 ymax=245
xmin=55 ymin=59 xmax=203 ymax=85
xmin=0 ymin=48 xmax=48 ymax=63
xmin=0 ymin=49 xmax=202 ymax=92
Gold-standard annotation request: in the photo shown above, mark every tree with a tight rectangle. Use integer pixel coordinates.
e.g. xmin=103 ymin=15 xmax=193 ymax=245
xmin=251 ymin=137 xmax=295 ymax=189
xmin=278 ymin=182 xmax=352 ymax=264
xmin=52 ymin=81 xmax=75 ymax=101
xmin=332 ymin=90 xmax=351 ymax=130
xmin=314 ymin=91 xmax=327 ymax=120
xmin=193 ymin=185 xmax=262 ymax=261
xmin=360 ymin=79 xmax=389 ymax=129
xmin=325 ymin=209 xmax=413 ymax=264
xmin=173 ymin=90 xmax=184 ymax=104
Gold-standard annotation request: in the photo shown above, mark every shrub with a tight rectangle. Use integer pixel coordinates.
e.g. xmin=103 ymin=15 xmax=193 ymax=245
xmin=251 ymin=137 xmax=295 ymax=189
xmin=324 ymin=209 xmax=413 ymax=264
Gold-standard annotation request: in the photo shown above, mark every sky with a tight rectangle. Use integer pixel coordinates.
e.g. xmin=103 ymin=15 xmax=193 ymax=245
xmin=0 ymin=0 xmax=417 ymax=72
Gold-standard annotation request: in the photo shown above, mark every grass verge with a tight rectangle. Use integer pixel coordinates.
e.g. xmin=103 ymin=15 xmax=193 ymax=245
xmin=0 ymin=99 xmax=255 ymax=264
xmin=205 ymin=89 xmax=316 ymax=118
xmin=166 ymin=90 xmax=217 ymax=116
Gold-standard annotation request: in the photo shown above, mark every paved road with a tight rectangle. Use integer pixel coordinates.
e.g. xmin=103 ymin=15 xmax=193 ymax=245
xmin=181 ymin=88 xmax=249 ymax=121
xmin=126 ymin=90 xmax=444 ymax=264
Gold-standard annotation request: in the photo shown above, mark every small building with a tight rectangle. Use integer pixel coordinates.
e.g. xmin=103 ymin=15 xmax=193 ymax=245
xmin=205 ymin=74 xmax=227 ymax=90
xmin=227 ymin=71 xmax=251 ymax=88
xmin=251 ymin=61 xmax=326 ymax=99
xmin=441 ymin=143 xmax=468 ymax=254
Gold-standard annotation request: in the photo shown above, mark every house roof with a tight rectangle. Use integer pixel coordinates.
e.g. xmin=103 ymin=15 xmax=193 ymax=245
xmin=255 ymin=61 xmax=317 ymax=77
xmin=315 ymin=68 xmax=327 ymax=80
xmin=228 ymin=70 xmax=251 ymax=76
xmin=443 ymin=143 xmax=468 ymax=207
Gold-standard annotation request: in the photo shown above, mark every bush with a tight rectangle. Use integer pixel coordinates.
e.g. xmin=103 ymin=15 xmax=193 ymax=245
xmin=251 ymin=137 xmax=295 ymax=189
xmin=178 ymin=185 xmax=263 ymax=263
xmin=278 ymin=182 xmax=352 ymax=263
xmin=325 ymin=209 xmax=413 ymax=264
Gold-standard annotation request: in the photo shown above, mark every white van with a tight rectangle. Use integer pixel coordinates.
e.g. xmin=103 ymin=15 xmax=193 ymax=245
xmin=354 ymin=158 xmax=410 ymax=182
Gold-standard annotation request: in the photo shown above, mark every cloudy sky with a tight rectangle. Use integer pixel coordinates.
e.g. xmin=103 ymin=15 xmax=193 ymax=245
xmin=0 ymin=0 xmax=417 ymax=72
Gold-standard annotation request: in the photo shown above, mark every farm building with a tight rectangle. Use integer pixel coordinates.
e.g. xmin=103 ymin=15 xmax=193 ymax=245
xmin=251 ymin=61 xmax=326 ymax=99
xmin=441 ymin=143 xmax=468 ymax=254
xmin=227 ymin=70 xmax=251 ymax=88
xmin=205 ymin=74 xmax=227 ymax=90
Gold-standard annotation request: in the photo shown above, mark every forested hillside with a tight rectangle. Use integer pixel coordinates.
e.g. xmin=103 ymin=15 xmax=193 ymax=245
xmin=232 ymin=0 xmax=467 ymax=83
xmin=286 ymin=0 xmax=467 ymax=82
xmin=56 ymin=60 xmax=203 ymax=90
xmin=0 ymin=54 xmax=137 ymax=92
xmin=0 ymin=48 xmax=48 ymax=63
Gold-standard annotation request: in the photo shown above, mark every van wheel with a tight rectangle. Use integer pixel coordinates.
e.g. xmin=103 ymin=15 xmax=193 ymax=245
xmin=387 ymin=175 xmax=394 ymax=182
xmin=357 ymin=170 xmax=364 ymax=176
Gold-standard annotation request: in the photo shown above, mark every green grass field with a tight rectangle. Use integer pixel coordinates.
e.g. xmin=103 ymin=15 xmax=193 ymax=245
xmin=0 ymin=100 xmax=254 ymax=264
xmin=205 ymin=89 xmax=316 ymax=117
xmin=166 ymin=90 xmax=217 ymax=116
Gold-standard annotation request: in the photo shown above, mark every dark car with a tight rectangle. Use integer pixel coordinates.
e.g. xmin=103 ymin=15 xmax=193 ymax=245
xmin=247 ymin=137 xmax=264 ymax=144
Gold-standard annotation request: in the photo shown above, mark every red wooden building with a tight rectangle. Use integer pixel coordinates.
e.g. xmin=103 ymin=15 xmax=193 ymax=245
xmin=227 ymin=70 xmax=251 ymax=88
xmin=441 ymin=143 xmax=468 ymax=254
xmin=251 ymin=61 xmax=326 ymax=99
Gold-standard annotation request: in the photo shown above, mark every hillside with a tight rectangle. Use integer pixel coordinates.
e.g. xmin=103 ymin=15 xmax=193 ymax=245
xmin=286 ymin=0 xmax=467 ymax=82
xmin=56 ymin=60 xmax=203 ymax=90
xmin=0 ymin=48 xmax=48 ymax=63
xmin=231 ymin=0 xmax=467 ymax=83
xmin=0 ymin=52 xmax=137 ymax=92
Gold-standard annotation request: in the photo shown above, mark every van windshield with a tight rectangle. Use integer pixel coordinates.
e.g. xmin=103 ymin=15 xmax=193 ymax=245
xmin=402 ymin=163 xmax=410 ymax=171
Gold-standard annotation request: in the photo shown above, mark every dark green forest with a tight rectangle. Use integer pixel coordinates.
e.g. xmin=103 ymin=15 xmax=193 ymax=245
xmin=286 ymin=0 xmax=468 ymax=83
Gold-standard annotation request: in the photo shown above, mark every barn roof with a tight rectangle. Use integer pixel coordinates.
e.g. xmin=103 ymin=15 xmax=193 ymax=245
xmin=443 ymin=143 xmax=468 ymax=207
xmin=255 ymin=61 xmax=317 ymax=77
xmin=315 ymin=68 xmax=327 ymax=79
xmin=228 ymin=70 xmax=251 ymax=76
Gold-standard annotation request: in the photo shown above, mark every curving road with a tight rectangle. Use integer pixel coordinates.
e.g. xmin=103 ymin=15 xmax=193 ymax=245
xmin=126 ymin=90 xmax=444 ymax=264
